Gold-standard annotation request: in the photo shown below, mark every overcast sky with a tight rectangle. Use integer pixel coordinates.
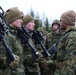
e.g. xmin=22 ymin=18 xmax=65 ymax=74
xmin=0 ymin=0 xmax=76 ymax=22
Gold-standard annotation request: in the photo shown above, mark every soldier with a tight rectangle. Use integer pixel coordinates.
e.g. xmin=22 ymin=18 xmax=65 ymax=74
xmin=37 ymin=20 xmax=63 ymax=75
xmin=4 ymin=7 xmax=25 ymax=75
xmin=46 ymin=19 xmax=64 ymax=62
xmin=0 ymin=8 xmax=21 ymax=75
xmin=22 ymin=15 xmax=41 ymax=75
xmin=46 ymin=19 xmax=63 ymax=50
xmin=23 ymin=15 xmax=50 ymax=75
xmin=54 ymin=10 xmax=76 ymax=75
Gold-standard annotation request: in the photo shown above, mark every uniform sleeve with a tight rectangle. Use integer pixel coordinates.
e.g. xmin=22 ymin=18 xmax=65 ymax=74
xmin=6 ymin=34 xmax=23 ymax=56
xmin=57 ymin=32 xmax=76 ymax=74
xmin=64 ymin=35 xmax=76 ymax=70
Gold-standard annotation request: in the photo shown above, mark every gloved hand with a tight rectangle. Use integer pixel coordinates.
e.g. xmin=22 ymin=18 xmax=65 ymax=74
xmin=36 ymin=57 xmax=48 ymax=69
xmin=9 ymin=55 xmax=20 ymax=69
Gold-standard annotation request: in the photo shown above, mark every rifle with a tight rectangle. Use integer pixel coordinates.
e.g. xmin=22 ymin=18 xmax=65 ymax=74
xmin=22 ymin=26 xmax=50 ymax=57
xmin=33 ymin=30 xmax=50 ymax=58
xmin=48 ymin=37 xmax=64 ymax=60
xmin=0 ymin=6 xmax=15 ymax=64
xmin=48 ymin=43 xmax=57 ymax=55
xmin=17 ymin=28 xmax=41 ymax=58
xmin=21 ymin=25 xmax=32 ymax=39
xmin=48 ymin=43 xmax=58 ymax=60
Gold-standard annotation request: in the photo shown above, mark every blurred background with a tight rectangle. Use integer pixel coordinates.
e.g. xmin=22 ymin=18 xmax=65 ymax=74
xmin=0 ymin=0 xmax=76 ymax=32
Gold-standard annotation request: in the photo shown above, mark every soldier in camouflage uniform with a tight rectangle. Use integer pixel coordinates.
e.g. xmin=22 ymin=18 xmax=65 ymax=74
xmin=40 ymin=20 xmax=63 ymax=75
xmin=0 ymin=33 xmax=20 ymax=75
xmin=22 ymin=15 xmax=41 ymax=75
xmin=0 ymin=8 xmax=22 ymax=75
xmin=46 ymin=19 xmax=63 ymax=50
xmin=4 ymin=7 xmax=25 ymax=75
xmin=54 ymin=10 xmax=76 ymax=75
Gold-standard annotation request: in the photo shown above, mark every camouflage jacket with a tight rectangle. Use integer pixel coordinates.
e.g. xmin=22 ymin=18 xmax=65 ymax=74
xmin=55 ymin=26 xmax=76 ymax=75
xmin=22 ymin=33 xmax=40 ymax=75
xmin=7 ymin=26 xmax=25 ymax=75
xmin=45 ymin=30 xmax=63 ymax=49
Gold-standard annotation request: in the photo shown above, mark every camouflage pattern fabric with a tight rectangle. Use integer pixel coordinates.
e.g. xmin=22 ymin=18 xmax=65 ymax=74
xmin=22 ymin=36 xmax=40 ymax=75
xmin=35 ymin=43 xmax=45 ymax=75
xmin=8 ymin=26 xmax=25 ymax=75
xmin=32 ymin=30 xmax=51 ymax=75
xmin=54 ymin=26 xmax=76 ymax=75
xmin=44 ymin=30 xmax=63 ymax=75
xmin=0 ymin=32 xmax=25 ymax=75
xmin=45 ymin=31 xmax=63 ymax=49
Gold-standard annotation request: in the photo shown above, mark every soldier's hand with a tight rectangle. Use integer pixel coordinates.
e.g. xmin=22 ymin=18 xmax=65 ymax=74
xmin=9 ymin=55 xmax=20 ymax=69
xmin=36 ymin=57 xmax=48 ymax=69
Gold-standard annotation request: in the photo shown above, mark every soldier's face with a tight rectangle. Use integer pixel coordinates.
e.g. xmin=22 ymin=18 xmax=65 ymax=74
xmin=25 ymin=20 xmax=35 ymax=31
xmin=52 ymin=24 xmax=59 ymax=31
xmin=11 ymin=19 xmax=23 ymax=28
xmin=60 ymin=20 xmax=66 ymax=30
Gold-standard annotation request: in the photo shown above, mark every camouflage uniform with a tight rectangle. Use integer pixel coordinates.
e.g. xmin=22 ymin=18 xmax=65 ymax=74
xmin=54 ymin=26 xmax=76 ymax=75
xmin=44 ymin=21 xmax=63 ymax=75
xmin=3 ymin=7 xmax=25 ymax=75
xmin=34 ymin=40 xmax=44 ymax=75
xmin=36 ymin=28 xmax=51 ymax=75
xmin=22 ymin=35 xmax=40 ymax=75
xmin=46 ymin=31 xmax=63 ymax=49
xmin=0 ymin=34 xmax=9 ymax=75
xmin=22 ymin=14 xmax=41 ymax=75
xmin=0 ymin=32 xmax=24 ymax=75
xmin=8 ymin=26 xmax=25 ymax=75
xmin=45 ymin=19 xmax=63 ymax=49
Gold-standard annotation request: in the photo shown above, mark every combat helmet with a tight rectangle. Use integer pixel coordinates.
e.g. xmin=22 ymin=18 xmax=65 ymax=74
xmin=52 ymin=19 xmax=60 ymax=28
